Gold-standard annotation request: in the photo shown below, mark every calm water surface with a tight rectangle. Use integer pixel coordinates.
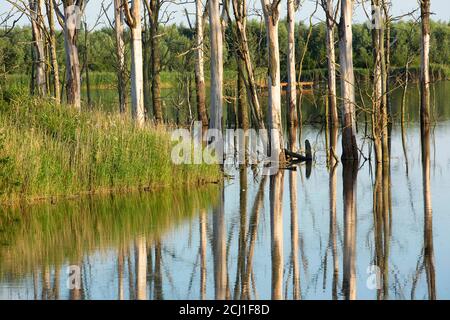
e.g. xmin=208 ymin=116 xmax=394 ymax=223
xmin=0 ymin=82 xmax=449 ymax=300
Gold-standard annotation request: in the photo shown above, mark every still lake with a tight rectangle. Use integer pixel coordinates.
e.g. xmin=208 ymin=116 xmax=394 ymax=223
xmin=0 ymin=81 xmax=449 ymax=300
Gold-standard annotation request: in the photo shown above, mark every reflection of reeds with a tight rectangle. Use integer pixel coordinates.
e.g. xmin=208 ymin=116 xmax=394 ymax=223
xmin=0 ymin=186 xmax=219 ymax=280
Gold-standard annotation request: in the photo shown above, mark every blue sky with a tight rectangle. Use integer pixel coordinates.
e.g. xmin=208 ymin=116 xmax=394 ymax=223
xmin=1 ymin=0 xmax=449 ymax=29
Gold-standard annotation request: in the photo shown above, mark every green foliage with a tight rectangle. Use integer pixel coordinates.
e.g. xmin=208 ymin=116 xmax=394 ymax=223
xmin=2 ymin=20 xmax=448 ymax=83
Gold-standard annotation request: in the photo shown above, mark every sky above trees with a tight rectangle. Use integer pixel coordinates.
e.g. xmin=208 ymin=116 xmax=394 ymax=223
xmin=1 ymin=0 xmax=449 ymax=30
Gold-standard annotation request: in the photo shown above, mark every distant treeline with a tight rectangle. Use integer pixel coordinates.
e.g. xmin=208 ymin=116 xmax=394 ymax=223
xmin=1 ymin=19 xmax=449 ymax=82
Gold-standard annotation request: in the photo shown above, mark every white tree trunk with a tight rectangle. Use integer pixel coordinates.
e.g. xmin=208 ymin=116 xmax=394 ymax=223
xmin=195 ymin=0 xmax=208 ymax=126
xmin=287 ymin=0 xmax=297 ymax=128
xmin=129 ymin=0 xmax=145 ymax=125
xmin=338 ymin=0 xmax=358 ymax=160
xmin=114 ymin=0 xmax=127 ymax=114
xmin=63 ymin=3 xmax=81 ymax=110
xmin=420 ymin=0 xmax=431 ymax=126
xmin=323 ymin=0 xmax=338 ymax=128
xmin=262 ymin=0 xmax=284 ymax=162
xmin=208 ymin=0 xmax=223 ymax=132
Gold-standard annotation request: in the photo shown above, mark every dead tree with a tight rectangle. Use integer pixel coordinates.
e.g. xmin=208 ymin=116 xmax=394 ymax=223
xmin=29 ymin=0 xmax=47 ymax=96
xmin=287 ymin=0 xmax=297 ymax=128
xmin=261 ymin=0 xmax=285 ymax=162
xmin=195 ymin=0 xmax=208 ymax=126
xmin=229 ymin=0 xmax=265 ymax=130
xmin=371 ymin=0 xmax=383 ymax=163
xmin=208 ymin=0 xmax=224 ymax=132
xmin=144 ymin=0 xmax=163 ymax=124
xmin=45 ymin=0 xmax=60 ymax=103
xmin=123 ymin=0 xmax=145 ymax=125
xmin=338 ymin=0 xmax=358 ymax=161
xmin=113 ymin=0 xmax=127 ymax=113
xmin=320 ymin=0 xmax=339 ymax=159
xmin=420 ymin=0 xmax=431 ymax=127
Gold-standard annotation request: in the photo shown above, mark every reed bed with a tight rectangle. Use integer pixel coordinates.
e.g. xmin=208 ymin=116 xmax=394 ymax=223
xmin=0 ymin=95 xmax=220 ymax=204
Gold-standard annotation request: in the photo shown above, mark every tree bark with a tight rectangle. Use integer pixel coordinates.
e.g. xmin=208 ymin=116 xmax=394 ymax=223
xmin=195 ymin=0 xmax=208 ymax=127
xmin=29 ymin=0 xmax=47 ymax=96
xmin=83 ymin=21 xmax=92 ymax=107
xmin=149 ymin=0 xmax=163 ymax=124
xmin=322 ymin=0 xmax=339 ymax=158
xmin=45 ymin=0 xmax=60 ymax=103
xmin=287 ymin=0 xmax=297 ymax=129
xmin=208 ymin=0 xmax=224 ymax=132
xmin=262 ymin=0 xmax=284 ymax=162
xmin=338 ymin=0 xmax=358 ymax=161
xmin=231 ymin=0 xmax=265 ymax=129
xmin=114 ymin=0 xmax=127 ymax=113
xmin=372 ymin=0 xmax=383 ymax=163
xmin=420 ymin=0 xmax=431 ymax=127
xmin=124 ymin=0 xmax=145 ymax=125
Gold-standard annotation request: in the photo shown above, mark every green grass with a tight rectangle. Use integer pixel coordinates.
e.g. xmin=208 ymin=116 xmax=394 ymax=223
xmin=0 ymin=94 xmax=220 ymax=203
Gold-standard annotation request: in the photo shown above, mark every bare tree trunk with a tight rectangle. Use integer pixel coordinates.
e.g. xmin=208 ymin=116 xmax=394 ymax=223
xmin=195 ymin=0 xmax=208 ymax=127
xmin=124 ymin=0 xmax=145 ymax=125
xmin=372 ymin=0 xmax=383 ymax=163
xmin=420 ymin=0 xmax=431 ymax=127
xmin=322 ymin=0 xmax=338 ymax=157
xmin=338 ymin=0 xmax=358 ymax=161
xmin=114 ymin=0 xmax=127 ymax=113
xmin=58 ymin=1 xmax=83 ymax=110
xmin=383 ymin=0 xmax=391 ymax=115
xmin=83 ymin=21 xmax=92 ymax=107
xmin=237 ymin=60 xmax=249 ymax=130
xmin=287 ymin=0 xmax=297 ymax=129
xmin=231 ymin=0 xmax=265 ymax=129
xmin=143 ymin=5 xmax=151 ymax=114
xmin=149 ymin=0 xmax=163 ymax=124
xmin=30 ymin=0 xmax=47 ymax=96
xmin=420 ymin=0 xmax=435 ymax=299
xmin=262 ymin=0 xmax=285 ymax=162
xmin=46 ymin=0 xmax=60 ymax=103
xmin=209 ymin=0 xmax=223 ymax=132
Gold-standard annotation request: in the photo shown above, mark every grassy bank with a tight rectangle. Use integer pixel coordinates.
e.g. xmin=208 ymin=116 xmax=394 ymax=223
xmin=0 ymin=95 xmax=220 ymax=204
